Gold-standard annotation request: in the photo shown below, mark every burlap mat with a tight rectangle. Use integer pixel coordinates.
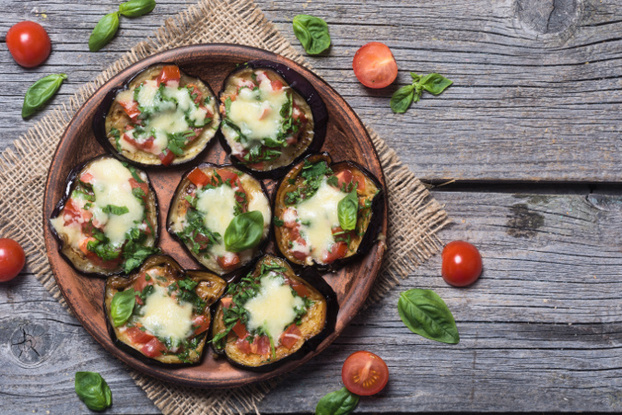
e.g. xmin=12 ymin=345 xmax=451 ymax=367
xmin=0 ymin=0 xmax=449 ymax=413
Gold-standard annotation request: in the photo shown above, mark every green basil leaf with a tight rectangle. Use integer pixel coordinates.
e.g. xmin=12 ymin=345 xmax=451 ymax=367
xmin=110 ymin=288 xmax=135 ymax=327
xmin=22 ymin=74 xmax=67 ymax=119
xmin=89 ymin=12 xmax=120 ymax=52
xmin=102 ymin=204 xmax=129 ymax=215
xmin=410 ymin=72 xmax=421 ymax=82
xmin=390 ymin=84 xmax=415 ymax=114
xmin=397 ymin=289 xmax=460 ymax=344
xmin=224 ymin=210 xmax=264 ymax=253
xmin=119 ymin=0 xmax=156 ymax=17
xmin=292 ymin=14 xmax=331 ymax=55
xmin=419 ymin=73 xmax=453 ymax=95
xmin=338 ymin=190 xmax=358 ymax=231
xmin=315 ymin=387 xmax=359 ymax=415
xmin=75 ymin=371 xmax=112 ymax=411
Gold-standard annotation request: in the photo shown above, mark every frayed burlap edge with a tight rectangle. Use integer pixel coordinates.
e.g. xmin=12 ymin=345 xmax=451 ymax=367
xmin=0 ymin=0 xmax=448 ymax=413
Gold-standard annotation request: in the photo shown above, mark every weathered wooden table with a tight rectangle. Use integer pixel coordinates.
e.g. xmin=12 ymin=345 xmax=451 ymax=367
xmin=1 ymin=0 xmax=621 ymax=413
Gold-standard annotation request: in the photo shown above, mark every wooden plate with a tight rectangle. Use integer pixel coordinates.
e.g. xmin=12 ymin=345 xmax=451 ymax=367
xmin=43 ymin=44 xmax=387 ymax=388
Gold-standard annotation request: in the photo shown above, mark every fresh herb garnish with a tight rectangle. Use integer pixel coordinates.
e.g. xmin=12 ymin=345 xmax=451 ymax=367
xmin=102 ymin=204 xmax=129 ymax=215
xmin=118 ymin=0 xmax=156 ymax=18
xmin=110 ymin=288 xmax=136 ymax=327
xmin=89 ymin=12 xmax=120 ymax=52
xmin=224 ymin=211 xmax=264 ymax=253
xmin=22 ymin=74 xmax=67 ymax=119
xmin=337 ymin=190 xmax=359 ymax=231
xmin=292 ymin=14 xmax=331 ymax=55
xmin=285 ymin=160 xmax=333 ymax=205
xmin=397 ymin=288 xmax=460 ymax=344
xmin=315 ymin=387 xmax=359 ymax=415
xmin=75 ymin=371 xmax=112 ymax=412
xmin=391 ymin=72 xmax=452 ymax=113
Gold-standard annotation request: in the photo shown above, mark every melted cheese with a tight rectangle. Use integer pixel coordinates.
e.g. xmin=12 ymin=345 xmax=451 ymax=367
xmin=243 ymin=180 xmax=272 ymax=236
xmin=138 ymin=285 xmax=193 ymax=341
xmin=195 ymin=185 xmax=237 ymax=256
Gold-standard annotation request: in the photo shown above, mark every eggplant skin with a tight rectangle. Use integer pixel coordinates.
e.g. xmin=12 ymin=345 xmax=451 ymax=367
xmin=49 ymin=155 xmax=159 ymax=277
xmin=105 ymin=255 xmax=226 ymax=366
xmin=94 ymin=63 xmax=220 ymax=167
xmin=210 ymin=255 xmax=338 ymax=372
xmin=218 ymin=60 xmax=327 ymax=178
xmin=273 ymin=153 xmax=384 ymax=272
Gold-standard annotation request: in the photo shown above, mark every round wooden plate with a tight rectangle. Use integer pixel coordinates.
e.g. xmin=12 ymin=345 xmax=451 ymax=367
xmin=43 ymin=44 xmax=387 ymax=388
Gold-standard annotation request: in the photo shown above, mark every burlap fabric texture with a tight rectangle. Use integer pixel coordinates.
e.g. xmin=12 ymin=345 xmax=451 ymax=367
xmin=0 ymin=0 xmax=449 ymax=413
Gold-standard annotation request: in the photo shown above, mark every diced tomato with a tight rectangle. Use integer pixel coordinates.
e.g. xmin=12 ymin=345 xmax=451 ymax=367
xmin=280 ymin=324 xmax=302 ymax=349
xmin=236 ymin=79 xmax=256 ymax=93
xmin=156 ymin=65 xmax=180 ymax=86
xmin=141 ymin=337 xmax=167 ymax=358
xmin=234 ymin=189 xmax=248 ymax=211
xmin=186 ymin=84 xmax=203 ymax=104
xmin=129 ymin=178 xmax=150 ymax=197
xmin=232 ymin=321 xmax=248 ymax=339
xmin=258 ymin=107 xmax=271 ymax=120
xmin=236 ymin=337 xmax=252 ymax=354
xmin=158 ymin=149 xmax=175 ymax=166
xmin=220 ymin=297 xmax=233 ymax=309
xmin=192 ymin=315 xmax=210 ymax=336
xmin=135 ymin=294 xmax=143 ymax=306
xmin=334 ymin=170 xmax=352 ymax=189
xmin=118 ymin=99 xmax=141 ymax=120
xmin=271 ymin=79 xmax=283 ymax=91
xmin=123 ymin=133 xmax=154 ymax=151
xmin=286 ymin=278 xmax=310 ymax=298
xmin=217 ymin=169 xmax=240 ymax=186
xmin=237 ymin=335 xmax=270 ymax=355
xmin=292 ymin=250 xmax=308 ymax=261
xmin=79 ymin=237 xmax=121 ymax=270
xmin=193 ymin=233 xmax=211 ymax=251
xmin=63 ymin=199 xmax=86 ymax=226
xmin=132 ymin=272 xmax=150 ymax=292
xmin=79 ymin=237 xmax=97 ymax=256
xmin=292 ymin=101 xmax=307 ymax=123
xmin=187 ymin=167 xmax=210 ymax=187
xmin=80 ymin=172 xmax=94 ymax=184
xmin=352 ymin=172 xmax=366 ymax=191
xmin=217 ymin=254 xmax=240 ymax=270
xmin=125 ymin=326 xmax=155 ymax=344
xmin=247 ymin=161 xmax=264 ymax=170
xmin=80 ymin=219 xmax=99 ymax=237
xmin=324 ymin=242 xmax=348 ymax=264
xmin=285 ymin=135 xmax=297 ymax=145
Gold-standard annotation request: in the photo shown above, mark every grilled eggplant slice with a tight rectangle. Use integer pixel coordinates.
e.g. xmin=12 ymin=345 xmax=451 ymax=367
xmin=211 ymin=255 xmax=337 ymax=371
xmin=49 ymin=156 xmax=159 ymax=276
xmin=273 ymin=153 xmax=383 ymax=270
xmin=95 ymin=64 xmax=220 ymax=167
xmin=218 ymin=60 xmax=327 ymax=177
xmin=105 ymin=255 xmax=226 ymax=365
xmin=167 ymin=164 xmax=271 ymax=277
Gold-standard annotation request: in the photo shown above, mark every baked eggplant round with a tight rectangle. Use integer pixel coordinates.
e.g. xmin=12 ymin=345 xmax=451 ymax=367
xmin=49 ymin=155 xmax=159 ymax=276
xmin=95 ymin=64 xmax=220 ymax=167
xmin=211 ymin=255 xmax=337 ymax=371
xmin=273 ymin=153 xmax=384 ymax=270
xmin=105 ymin=255 xmax=226 ymax=365
xmin=218 ymin=60 xmax=327 ymax=177
xmin=167 ymin=164 xmax=271 ymax=277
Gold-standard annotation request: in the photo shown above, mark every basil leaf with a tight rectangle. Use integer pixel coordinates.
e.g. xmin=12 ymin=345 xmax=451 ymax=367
xmin=102 ymin=204 xmax=129 ymax=215
xmin=338 ymin=190 xmax=358 ymax=231
xmin=110 ymin=288 xmax=135 ymax=327
xmin=292 ymin=14 xmax=331 ymax=55
xmin=22 ymin=74 xmax=67 ymax=119
xmin=75 ymin=371 xmax=112 ymax=411
xmin=410 ymin=72 xmax=421 ymax=82
xmin=89 ymin=12 xmax=120 ymax=52
xmin=315 ymin=387 xmax=359 ymax=415
xmin=397 ymin=289 xmax=460 ymax=344
xmin=119 ymin=0 xmax=156 ymax=18
xmin=390 ymin=84 xmax=415 ymax=114
xmin=419 ymin=73 xmax=453 ymax=95
xmin=224 ymin=210 xmax=264 ymax=252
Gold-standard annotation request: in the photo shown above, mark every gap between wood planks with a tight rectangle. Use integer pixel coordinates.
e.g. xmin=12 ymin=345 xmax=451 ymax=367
xmin=423 ymin=179 xmax=622 ymax=196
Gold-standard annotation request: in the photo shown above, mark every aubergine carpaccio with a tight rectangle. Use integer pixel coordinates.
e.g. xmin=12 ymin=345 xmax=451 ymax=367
xmin=273 ymin=153 xmax=383 ymax=270
xmin=211 ymin=255 xmax=337 ymax=371
xmin=105 ymin=255 xmax=226 ymax=365
xmin=96 ymin=64 xmax=220 ymax=167
xmin=49 ymin=155 xmax=159 ymax=276
xmin=218 ymin=60 xmax=327 ymax=177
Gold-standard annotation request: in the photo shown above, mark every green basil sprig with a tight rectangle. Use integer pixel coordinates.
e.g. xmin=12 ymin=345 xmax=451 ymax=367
xmin=75 ymin=371 xmax=112 ymax=412
xmin=110 ymin=288 xmax=136 ymax=327
xmin=391 ymin=72 xmax=452 ymax=113
xmin=89 ymin=12 xmax=121 ymax=52
xmin=22 ymin=74 xmax=67 ymax=119
xmin=397 ymin=289 xmax=460 ymax=344
xmin=224 ymin=210 xmax=264 ymax=253
xmin=315 ymin=387 xmax=359 ymax=415
xmin=292 ymin=14 xmax=331 ymax=55
xmin=119 ymin=0 xmax=156 ymax=17
xmin=338 ymin=190 xmax=358 ymax=231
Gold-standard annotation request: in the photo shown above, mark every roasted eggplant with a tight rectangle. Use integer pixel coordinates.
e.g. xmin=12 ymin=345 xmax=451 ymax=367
xmin=94 ymin=64 xmax=220 ymax=167
xmin=218 ymin=60 xmax=327 ymax=177
xmin=211 ymin=255 xmax=337 ymax=371
xmin=273 ymin=153 xmax=384 ymax=270
xmin=105 ymin=255 xmax=226 ymax=365
xmin=167 ymin=164 xmax=271 ymax=277
xmin=49 ymin=155 xmax=159 ymax=276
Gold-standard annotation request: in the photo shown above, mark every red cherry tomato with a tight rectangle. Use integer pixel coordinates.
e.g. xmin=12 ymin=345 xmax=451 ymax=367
xmin=441 ymin=240 xmax=482 ymax=287
xmin=6 ymin=21 xmax=52 ymax=68
xmin=352 ymin=42 xmax=398 ymax=89
xmin=342 ymin=351 xmax=389 ymax=396
xmin=0 ymin=238 xmax=26 ymax=282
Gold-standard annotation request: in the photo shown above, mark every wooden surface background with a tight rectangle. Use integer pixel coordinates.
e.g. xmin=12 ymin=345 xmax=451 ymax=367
xmin=1 ymin=0 xmax=621 ymax=413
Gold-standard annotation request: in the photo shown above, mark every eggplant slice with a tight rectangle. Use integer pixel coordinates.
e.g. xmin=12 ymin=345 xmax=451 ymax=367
xmin=218 ymin=60 xmax=327 ymax=177
xmin=105 ymin=255 xmax=226 ymax=365
xmin=211 ymin=255 xmax=337 ymax=371
xmin=273 ymin=153 xmax=384 ymax=270
xmin=167 ymin=164 xmax=271 ymax=277
xmin=49 ymin=155 xmax=159 ymax=276
xmin=95 ymin=64 xmax=220 ymax=167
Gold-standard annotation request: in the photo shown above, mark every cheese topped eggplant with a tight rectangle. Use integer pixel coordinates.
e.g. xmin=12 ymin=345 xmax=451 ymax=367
xmin=100 ymin=64 xmax=219 ymax=166
xmin=50 ymin=156 xmax=159 ymax=276
xmin=105 ymin=255 xmax=226 ymax=365
xmin=167 ymin=164 xmax=271 ymax=276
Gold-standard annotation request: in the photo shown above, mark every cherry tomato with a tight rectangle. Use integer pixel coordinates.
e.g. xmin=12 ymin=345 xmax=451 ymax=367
xmin=0 ymin=238 xmax=26 ymax=282
xmin=342 ymin=351 xmax=389 ymax=396
xmin=441 ymin=240 xmax=482 ymax=287
xmin=352 ymin=42 xmax=398 ymax=89
xmin=6 ymin=21 xmax=52 ymax=68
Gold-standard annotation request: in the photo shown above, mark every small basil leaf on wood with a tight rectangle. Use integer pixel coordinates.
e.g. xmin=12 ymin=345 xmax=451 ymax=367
xmin=390 ymin=84 xmax=415 ymax=114
xmin=410 ymin=72 xmax=421 ymax=82
xmin=338 ymin=190 xmax=358 ymax=231
xmin=224 ymin=210 xmax=264 ymax=252
xmin=419 ymin=73 xmax=453 ymax=95
xmin=398 ymin=289 xmax=460 ymax=344
xmin=22 ymin=74 xmax=67 ymax=119
xmin=315 ymin=387 xmax=359 ymax=415
xmin=75 ymin=371 xmax=112 ymax=411
xmin=89 ymin=12 xmax=120 ymax=52
xmin=118 ymin=0 xmax=156 ymax=17
xmin=292 ymin=14 xmax=331 ymax=55
xmin=110 ymin=288 xmax=135 ymax=327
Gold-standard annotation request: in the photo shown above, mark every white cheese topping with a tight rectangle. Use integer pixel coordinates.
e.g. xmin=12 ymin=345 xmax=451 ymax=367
xmin=138 ymin=285 xmax=193 ymax=342
xmin=195 ymin=185 xmax=237 ymax=256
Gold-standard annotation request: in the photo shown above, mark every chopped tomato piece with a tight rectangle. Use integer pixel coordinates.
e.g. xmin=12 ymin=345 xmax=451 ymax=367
xmin=324 ymin=242 xmax=348 ymax=264
xmin=247 ymin=161 xmax=264 ymax=170
xmin=187 ymin=167 xmax=210 ymax=187
xmin=129 ymin=178 xmax=150 ymax=198
xmin=158 ymin=149 xmax=175 ymax=166
xmin=280 ymin=324 xmax=302 ymax=349
xmin=193 ymin=233 xmax=211 ymax=251
xmin=237 ymin=335 xmax=270 ymax=355
xmin=220 ymin=297 xmax=233 ymax=309
xmin=79 ymin=237 xmax=97 ymax=256
xmin=218 ymin=254 xmax=241 ymax=271
xmin=63 ymin=199 xmax=86 ymax=226
xmin=132 ymin=272 xmax=151 ymax=292
xmin=141 ymin=337 xmax=167 ymax=358
xmin=352 ymin=171 xmax=366 ymax=191
xmin=334 ymin=170 xmax=353 ymax=189
xmin=258 ymin=107 xmax=271 ymax=120
xmin=79 ymin=237 xmax=121 ymax=270
xmin=232 ymin=321 xmax=248 ymax=339
xmin=156 ymin=65 xmax=181 ymax=86
xmin=80 ymin=172 xmax=94 ymax=184
xmin=216 ymin=169 xmax=240 ymax=187
xmin=285 ymin=135 xmax=297 ymax=145
xmin=123 ymin=133 xmax=154 ymax=151
xmin=118 ymin=99 xmax=141 ymax=120
xmin=271 ymin=79 xmax=284 ymax=91
xmin=292 ymin=250 xmax=308 ymax=261
xmin=125 ymin=326 xmax=154 ymax=344
xmin=287 ymin=279 xmax=310 ymax=298
xmin=192 ymin=315 xmax=210 ymax=336
xmin=186 ymin=84 xmax=203 ymax=104
xmin=236 ymin=337 xmax=252 ymax=354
